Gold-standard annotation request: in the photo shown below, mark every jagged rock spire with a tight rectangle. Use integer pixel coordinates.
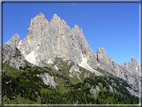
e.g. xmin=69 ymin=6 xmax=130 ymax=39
xmin=4 ymin=13 xmax=141 ymax=98
xmin=131 ymin=56 xmax=138 ymax=65
xmin=97 ymin=47 xmax=109 ymax=64
xmin=72 ymin=24 xmax=80 ymax=31
xmin=6 ymin=33 xmax=20 ymax=47
xmin=51 ymin=13 xmax=61 ymax=22
xmin=28 ymin=12 xmax=49 ymax=34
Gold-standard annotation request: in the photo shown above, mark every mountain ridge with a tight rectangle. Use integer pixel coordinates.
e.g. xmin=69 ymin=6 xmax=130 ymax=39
xmin=5 ymin=12 xmax=141 ymax=98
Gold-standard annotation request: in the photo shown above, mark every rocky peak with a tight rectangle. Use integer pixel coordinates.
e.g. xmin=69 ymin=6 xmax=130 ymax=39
xmin=51 ymin=13 xmax=61 ymax=22
xmin=72 ymin=24 xmax=80 ymax=32
xmin=131 ymin=56 xmax=138 ymax=66
xmin=15 ymin=13 xmax=94 ymax=66
xmin=130 ymin=57 xmax=139 ymax=74
xmin=121 ymin=57 xmax=138 ymax=67
xmin=97 ymin=47 xmax=109 ymax=65
xmin=6 ymin=33 xmax=20 ymax=47
xmin=29 ymin=12 xmax=49 ymax=31
xmin=121 ymin=56 xmax=140 ymax=76
xmin=4 ymin=13 xmax=141 ymax=98
xmin=37 ymin=12 xmax=45 ymax=17
xmin=53 ymin=13 xmax=57 ymax=18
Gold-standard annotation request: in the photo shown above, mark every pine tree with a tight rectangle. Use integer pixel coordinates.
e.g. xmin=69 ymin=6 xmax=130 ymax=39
xmin=96 ymin=98 xmax=99 ymax=104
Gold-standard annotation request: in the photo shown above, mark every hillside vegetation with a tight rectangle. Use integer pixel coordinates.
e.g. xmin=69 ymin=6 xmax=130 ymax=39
xmin=2 ymin=58 xmax=139 ymax=104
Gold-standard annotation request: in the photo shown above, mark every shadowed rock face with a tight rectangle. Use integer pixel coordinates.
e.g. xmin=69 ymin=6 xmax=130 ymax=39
xmin=1 ymin=44 xmax=26 ymax=70
xmin=97 ymin=48 xmax=109 ymax=64
xmin=5 ymin=13 xmax=140 ymax=97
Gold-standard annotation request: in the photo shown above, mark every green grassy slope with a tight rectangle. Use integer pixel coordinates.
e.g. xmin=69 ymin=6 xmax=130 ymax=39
xmin=2 ymin=58 xmax=140 ymax=104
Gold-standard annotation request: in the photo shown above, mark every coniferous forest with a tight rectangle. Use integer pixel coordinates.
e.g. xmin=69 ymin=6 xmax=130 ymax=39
xmin=2 ymin=60 xmax=140 ymax=105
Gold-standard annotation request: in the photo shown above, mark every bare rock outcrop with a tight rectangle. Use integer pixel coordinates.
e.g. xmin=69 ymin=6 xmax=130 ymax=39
xmin=121 ymin=57 xmax=140 ymax=76
xmin=69 ymin=64 xmax=80 ymax=77
xmin=5 ymin=13 xmax=140 ymax=97
xmin=8 ymin=13 xmax=94 ymax=67
xmin=95 ymin=47 xmax=140 ymax=97
xmin=6 ymin=33 xmax=20 ymax=47
xmin=38 ymin=73 xmax=57 ymax=87
xmin=18 ymin=12 xmax=49 ymax=56
xmin=97 ymin=48 xmax=110 ymax=65
xmin=1 ymin=44 xmax=26 ymax=70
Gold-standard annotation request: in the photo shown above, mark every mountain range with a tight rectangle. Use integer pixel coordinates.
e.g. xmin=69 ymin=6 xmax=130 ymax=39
xmin=1 ymin=12 xmax=141 ymax=104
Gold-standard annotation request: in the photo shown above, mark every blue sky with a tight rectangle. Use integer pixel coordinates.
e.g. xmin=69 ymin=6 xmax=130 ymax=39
xmin=3 ymin=3 xmax=139 ymax=65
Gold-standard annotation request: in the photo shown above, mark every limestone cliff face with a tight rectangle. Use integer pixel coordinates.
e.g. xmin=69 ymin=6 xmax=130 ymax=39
xmin=8 ymin=13 xmax=94 ymax=66
xmin=121 ymin=57 xmax=140 ymax=76
xmin=5 ymin=13 xmax=140 ymax=97
xmin=18 ymin=13 xmax=49 ymax=56
xmin=96 ymin=47 xmax=140 ymax=97
xmin=6 ymin=13 xmax=140 ymax=77
xmin=96 ymin=47 xmax=140 ymax=77
xmin=121 ymin=57 xmax=140 ymax=95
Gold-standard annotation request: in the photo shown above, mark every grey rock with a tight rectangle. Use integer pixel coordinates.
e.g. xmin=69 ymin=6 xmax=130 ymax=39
xmin=5 ymin=13 xmax=140 ymax=97
xmin=67 ymin=60 xmax=72 ymax=66
xmin=126 ymin=87 xmax=139 ymax=97
xmin=121 ymin=57 xmax=140 ymax=76
xmin=90 ymin=86 xmax=100 ymax=99
xmin=95 ymin=47 xmax=140 ymax=97
xmin=1 ymin=44 xmax=26 ymax=70
xmin=84 ymin=72 xmax=90 ymax=78
xmin=97 ymin=47 xmax=110 ymax=65
xmin=6 ymin=33 xmax=20 ymax=47
xmin=38 ymin=72 xmax=57 ymax=87
xmin=87 ymin=54 xmax=98 ymax=69
xmin=69 ymin=64 xmax=80 ymax=77
xmin=8 ymin=13 xmax=94 ymax=67
xmin=5 ymin=13 xmax=94 ymax=76
xmin=69 ymin=74 xmax=74 ymax=78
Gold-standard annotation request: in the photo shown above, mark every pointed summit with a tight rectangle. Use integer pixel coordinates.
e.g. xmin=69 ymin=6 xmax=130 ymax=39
xmin=53 ymin=13 xmax=58 ymax=18
xmin=97 ymin=47 xmax=109 ymax=64
xmin=131 ymin=56 xmax=138 ymax=65
xmin=6 ymin=33 xmax=20 ymax=47
xmin=29 ymin=12 xmax=49 ymax=31
xmin=38 ymin=12 xmax=44 ymax=16
xmin=74 ymin=24 xmax=79 ymax=29
xmin=34 ymin=12 xmax=45 ymax=19
xmin=13 ymin=33 xmax=20 ymax=38
xmin=131 ymin=56 xmax=137 ymax=62
xmin=72 ymin=24 xmax=80 ymax=31
xmin=51 ymin=13 xmax=61 ymax=21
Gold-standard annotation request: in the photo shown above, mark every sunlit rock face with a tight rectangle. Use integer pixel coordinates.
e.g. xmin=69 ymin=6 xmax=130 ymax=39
xmin=95 ymin=47 xmax=140 ymax=97
xmin=6 ymin=33 xmax=20 ymax=47
xmin=6 ymin=13 xmax=94 ymax=67
xmin=121 ymin=57 xmax=140 ymax=76
xmin=38 ymin=73 xmax=57 ymax=87
xmin=5 ymin=12 xmax=140 ymax=97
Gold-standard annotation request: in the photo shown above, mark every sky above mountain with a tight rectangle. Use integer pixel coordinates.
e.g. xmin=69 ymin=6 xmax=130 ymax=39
xmin=3 ymin=2 xmax=139 ymax=65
